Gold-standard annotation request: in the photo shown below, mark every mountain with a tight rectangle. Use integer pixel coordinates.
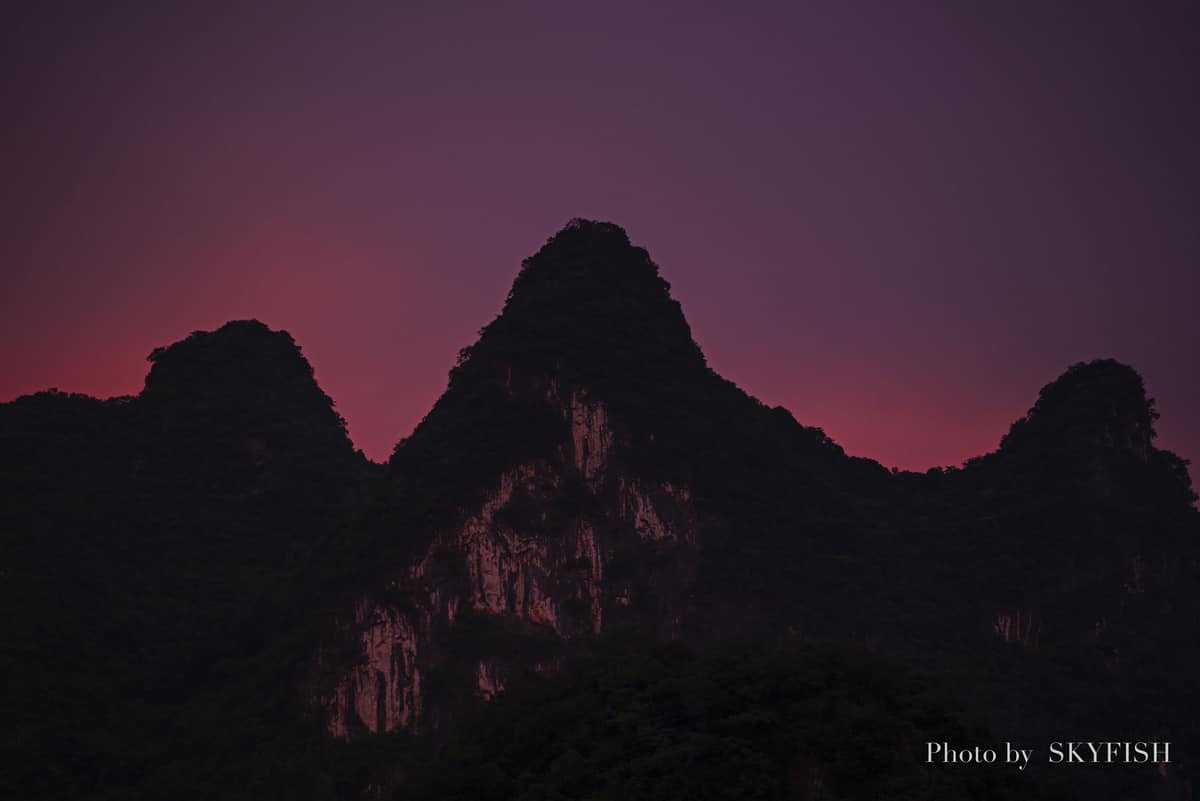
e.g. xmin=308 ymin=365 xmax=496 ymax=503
xmin=316 ymin=221 xmax=1200 ymax=799
xmin=3 ymin=220 xmax=1197 ymax=800
xmin=1 ymin=321 xmax=370 ymax=799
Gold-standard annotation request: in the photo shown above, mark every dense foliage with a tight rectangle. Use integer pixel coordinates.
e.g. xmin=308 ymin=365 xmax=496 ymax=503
xmin=400 ymin=641 xmax=1048 ymax=801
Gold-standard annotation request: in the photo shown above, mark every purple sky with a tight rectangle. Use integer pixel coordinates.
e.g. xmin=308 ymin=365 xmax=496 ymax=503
xmin=3 ymin=2 xmax=1198 ymax=478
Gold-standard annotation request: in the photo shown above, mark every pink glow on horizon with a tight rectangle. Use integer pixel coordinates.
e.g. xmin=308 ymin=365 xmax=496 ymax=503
xmin=2 ymin=2 xmax=1197 ymax=479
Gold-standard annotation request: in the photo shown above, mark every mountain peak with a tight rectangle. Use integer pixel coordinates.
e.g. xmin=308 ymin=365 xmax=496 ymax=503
xmin=140 ymin=319 xmax=352 ymax=458
xmin=503 ymin=219 xmax=665 ymax=311
xmin=999 ymin=359 xmax=1157 ymax=464
xmin=451 ymin=219 xmax=706 ymax=391
xmin=143 ymin=319 xmax=324 ymax=404
xmin=531 ymin=217 xmax=633 ymax=256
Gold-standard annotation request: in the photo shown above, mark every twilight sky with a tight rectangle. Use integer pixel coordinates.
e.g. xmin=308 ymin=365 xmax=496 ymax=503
xmin=4 ymin=2 xmax=1198 ymax=476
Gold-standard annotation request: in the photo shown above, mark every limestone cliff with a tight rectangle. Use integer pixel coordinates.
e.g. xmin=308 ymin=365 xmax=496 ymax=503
xmin=309 ymin=225 xmax=1200 ymax=800
xmin=318 ymin=383 xmax=698 ymax=736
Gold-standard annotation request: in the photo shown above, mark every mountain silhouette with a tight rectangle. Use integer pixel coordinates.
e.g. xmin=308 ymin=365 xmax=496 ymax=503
xmin=2 ymin=220 xmax=1196 ymax=800
xmin=1 ymin=321 xmax=367 ymax=800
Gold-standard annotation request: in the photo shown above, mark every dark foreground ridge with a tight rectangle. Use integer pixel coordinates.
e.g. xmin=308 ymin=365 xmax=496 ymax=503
xmin=404 ymin=641 xmax=1045 ymax=801
xmin=2 ymin=220 xmax=1197 ymax=801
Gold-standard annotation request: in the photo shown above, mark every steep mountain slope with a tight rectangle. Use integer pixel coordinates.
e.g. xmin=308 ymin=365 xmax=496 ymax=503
xmin=1 ymin=321 xmax=370 ymax=800
xmin=314 ymin=221 xmax=896 ymax=738
xmin=315 ymin=220 xmax=1198 ymax=800
xmin=910 ymin=359 xmax=1200 ymax=799
xmin=3 ymin=221 xmax=1197 ymax=801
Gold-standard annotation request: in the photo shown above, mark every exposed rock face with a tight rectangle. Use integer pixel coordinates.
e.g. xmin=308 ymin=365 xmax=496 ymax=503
xmin=569 ymin=390 xmax=613 ymax=484
xmin=303 ymin=221 xmax=1199 ymax=801
xmin=475 ymin=660 xmax=504 ymax=701
xmin=993 ymin=609 xmax=1039 ymax=647
xmin=326 ymin=602 xmax=422 ymax=737
xmin=320 ymin=386 xmax=697 ymax=737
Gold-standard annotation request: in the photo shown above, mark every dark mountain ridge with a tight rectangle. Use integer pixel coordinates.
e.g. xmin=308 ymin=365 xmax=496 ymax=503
xmin=1 ymin=320 xmax=370 ymax=799
xmin=2 ymin=219 xmax=1197 ymax=800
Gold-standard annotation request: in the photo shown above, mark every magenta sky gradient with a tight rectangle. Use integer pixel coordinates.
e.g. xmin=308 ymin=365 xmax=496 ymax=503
xmin=4 ymin=2 xmax=1198 ymax=476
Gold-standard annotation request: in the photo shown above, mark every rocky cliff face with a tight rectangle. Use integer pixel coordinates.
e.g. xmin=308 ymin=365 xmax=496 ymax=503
xmin=309 ymin=225 xmax=1200 ymax=801
xmin=319 ymin=380 xmax=698 ymax=736
xmin=310 ymin=220 xmax=719 ymax=737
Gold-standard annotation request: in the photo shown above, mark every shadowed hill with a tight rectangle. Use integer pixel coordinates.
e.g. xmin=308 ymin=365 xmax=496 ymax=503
xmin=384 ymin=220 xmax=888 ymax=571
xmin=2 ymin=222 xmax=1197 ymax=801
xmin=1 ymin=320 xmax=370 ymax=800
xmin=364 ymin=221 xmax=1197 ymax=800
xmin=141 ymin=319 xmax=359 ymax=471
